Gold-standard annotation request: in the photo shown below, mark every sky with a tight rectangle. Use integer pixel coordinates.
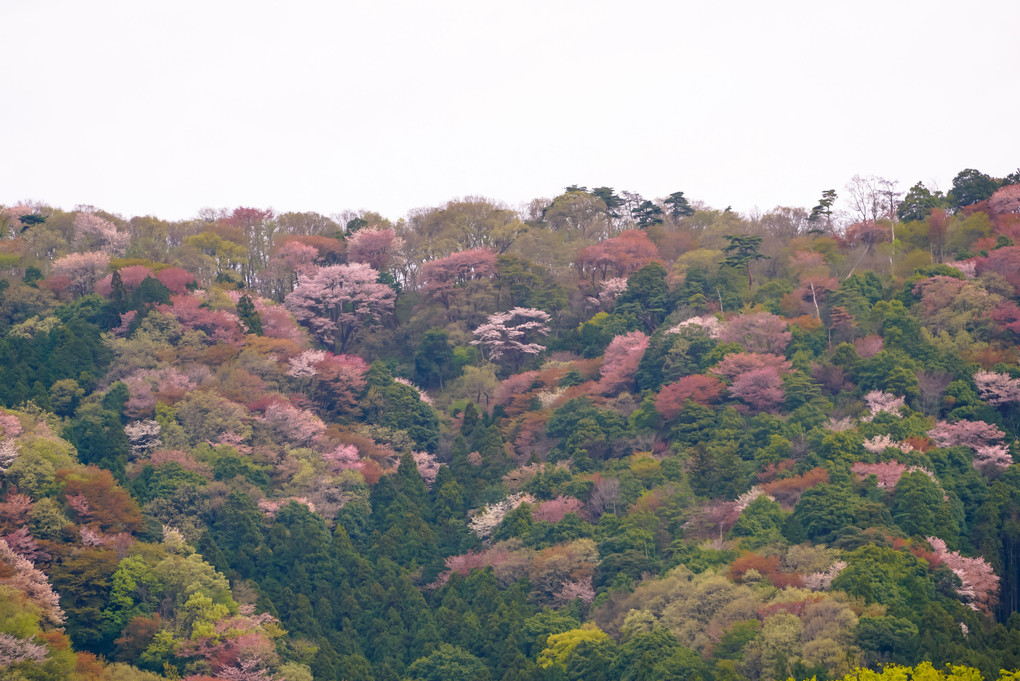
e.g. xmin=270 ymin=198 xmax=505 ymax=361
xmin=2 ymin=0 xmax=1019 ymax=223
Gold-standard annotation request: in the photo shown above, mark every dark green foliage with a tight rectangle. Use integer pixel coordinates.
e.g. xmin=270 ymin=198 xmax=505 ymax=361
xmin=236 ymin=293 xmax=263 ymax=335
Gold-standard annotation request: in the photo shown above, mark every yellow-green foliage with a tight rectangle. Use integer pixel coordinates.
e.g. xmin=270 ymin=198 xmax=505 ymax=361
xmin=537 ymin=626 xmax=610 ymax=669
xmin=799 ymin=662 xmax=1020 ymax=681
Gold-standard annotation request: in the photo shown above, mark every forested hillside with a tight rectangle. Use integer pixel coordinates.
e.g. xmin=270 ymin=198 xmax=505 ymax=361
xmin=2 ymin=169 xmax=1020 ymax=681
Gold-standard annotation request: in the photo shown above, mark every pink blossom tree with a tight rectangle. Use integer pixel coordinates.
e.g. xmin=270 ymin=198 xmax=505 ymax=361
xmin=420 ymin=248 xmax=497 ymax=309
xmin=285 ymin=263 xmax=396 ymax=352
xmin=533 ymin=496 xmax=585 ymax=523
xmin=928 ymin=536 xmax=999 ymax=612
xmin=929 ymin=420 xmax=1005 ymax=449
xmin=710 ymin=352 xmax=792 ymax=381
xmin=411 ymin=450 xmax=442 ymax=489
xmin=719 ymin=311 xmax=792 ymax=354
xmin=346 ymin=226 xmax=404 ymax=272
xmin=862 ymin=390 xmax=906 ymax=421
xmin=0 ymin=538 xmax=64 ymax=626
xmin=51 ymin=251 xmax=109 ymax=297
xmin=471 ymin=307 xmax=551 ymax=368
xmin=598 ymin=331 xmax=649 ymax=394
xmin=73 ymin=211 xmax=129 ymax=254
xmin=974 ymin=370 xmax=1020 ymax=405
xmin=728 ymin=367 xmax=785 ymax=411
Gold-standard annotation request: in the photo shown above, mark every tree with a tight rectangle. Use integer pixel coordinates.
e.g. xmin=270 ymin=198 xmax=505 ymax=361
xmin=664 ymin=192 xmax=695 ymax=220
xmin=897 ymin=182 xmax=944 ymax=222
xmin=722 ymin=234 xmax=766 ymax=290
xmin=598 ymin=331 xmax=649 ymax=394
xmin=631 ymin=201 xmax=664 ymax=228
xmin=471 ymin=307 xmax=551 ymax=368
xmin=949 ymin=168 xmax=999 ymax=210
xmin=346 ymin=226 xmax=404 ymax=272
xmin=419 ymin=248 xmax=498 ymax=309
xmin=236 ymin=295 xmax=263 ymax=336
xmin=51 ymin=252 xmax=110 ymax=297
xmin=406 ymin=643 xmax=490 ymax=681
xmin=808 ymin=189 xmax=838 ymax=231
xmin=285 ymin=263 xmax=395 ymax=352
xmin=576 ymin=230 xmax=660 ymax=286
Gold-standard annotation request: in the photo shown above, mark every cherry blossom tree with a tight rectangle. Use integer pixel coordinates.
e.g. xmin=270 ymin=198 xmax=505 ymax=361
xmin=929 ymin=420 xmax=1005 ymax=449
xmin=471 ymin=307 xmax=551 ymax=367
xmin=728 ymin=367 xmax=785 ymax=411
xmin=862 ymin=390 xmax=906 ymax=421
xmin=597 ymin=277 xmax=628 ymax=309
xmin=411 ymin=450 xmax=442 ymax=489
xmin=73 ymin=211 xmax=130 ymax=254
xmin=719 ymin=312 xmax=792 ymax=354
xmin=928 ymin=536 xmax=999 ymax=612
xmin=346 ymin=226 xmax=404 ymax=272
xmin=285 ymin=263 xmax=396 ymax=352
xmin=667 ymin=315 xmax=722 ymax=338
xmin=0 ymin=538 xmax=64 ymax=626
xmin=533 ymin=496 xmax=585 ymax=523
xmin=51 ymin=251 xmax=109 ymax=296
xmin=469 ymin=493 xmax=537 ymax=540
xmin=598 ymin=331 xmax=648 ymax=394
xmin=576 ymin=229 xmax=659 ymax=286
xmin=974 ymin=370 xmax=1020 ymax=405
xmin=420 ymin=248 xmax=497 ymax=308
xmin=989 ymin=184 xmax=1020 ymax=215
xmin=710 ymin=352 xmax=792 ymax=381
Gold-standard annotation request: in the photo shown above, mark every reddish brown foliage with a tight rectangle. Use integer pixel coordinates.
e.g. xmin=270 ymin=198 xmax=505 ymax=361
xmin=761 ymin=467 xmax=829 ymax=509
xmin=57 ymin=467 xmax=142 ymax=534
xmin=655 ymin=375 xmax=725 ymax=420
xmin=576 ymin=230 xmax=660 ymax=284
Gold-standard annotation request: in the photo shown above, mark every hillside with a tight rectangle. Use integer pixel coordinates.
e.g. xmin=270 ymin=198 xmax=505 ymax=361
xmin=1 ymin=171 xmax=1020 ymax=680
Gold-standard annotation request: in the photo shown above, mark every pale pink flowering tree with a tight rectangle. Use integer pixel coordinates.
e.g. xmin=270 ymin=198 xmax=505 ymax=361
xmin=124 ymin=420 xmax=162 ymax=458
xmin=471 ymin=307 xmax=551 ymax=366
xmin=862 ymin=390 xmax=906 ymax=421
xmin=803 ymin=561 xmax=847 ymax=591
xmin=73 ymin=211 xmax=129 ymax=254
xmin=974 ymin=371 xmax=1020 ymax=405
xmin=667 ymin=315 xmax=722 ymax=338
xmin=597 ymin=277 xmax=629 ymax=309
xmin=533 ymin=496 xmax=585 ymax=523
xmin=323 ymin=444 xmax=362 ymax=473
xmin=468 ymin=493 xmax=537 ymax=540
xmin=598 ymin=331 xmax=649 ymax=394
xmin=285 ymin=263 xmax=396 ymax=352
xmin=420 ymin=248 xmax=497 ymax=308
xmin=0 ymin=413 xmax=23 ymax=439
xmin=553 ymin=577 xmax=595 ymax=605
xmin=719 ymin=311 xmax=792 ymax=355
xmin=928 ymin=536 xmax=999 ymax=612
xmin=0 ymin=633 xmax=49 ymax=667
xmin=728 ymin=366 xmax=786 ymax=411
xmin=0 ymin=538 xmax=64 ymax=626
xmin=287 ymin=349 xmax=328 ymax=379
xmin=0 ymin=440 xmax=18 ymax=472
xmin=51 ymin=251 xmax=109 ymax=296
xmin=411 ymin=450 xmax=442 ymax=489
xmin=346 ymin=226 xmax=405 ymax=272
xmin=261 ymin=402 xmax=325 ymax=447
xmin=989 ymin=183 xmax=1020 ymax=215
xmin=929 ymin=420 xmax=1006 ymax=449
xmin=973 ymin=444 xmax=1014 ymax=474
xmin=711 ymin=352 xmax=792 ymax=380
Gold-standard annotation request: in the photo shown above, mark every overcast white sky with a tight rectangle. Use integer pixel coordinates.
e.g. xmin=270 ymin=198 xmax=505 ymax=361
xmin=2 ymin=0 xmax=1018 ymax=223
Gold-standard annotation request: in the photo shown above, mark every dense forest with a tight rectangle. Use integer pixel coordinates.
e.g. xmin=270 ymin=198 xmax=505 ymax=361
xmin=2 ymin=168 xmax=1020 ymax=681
